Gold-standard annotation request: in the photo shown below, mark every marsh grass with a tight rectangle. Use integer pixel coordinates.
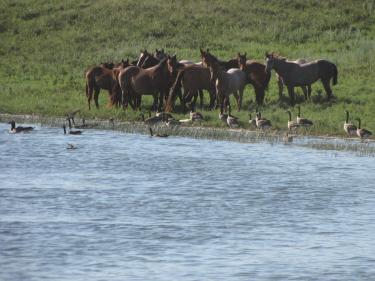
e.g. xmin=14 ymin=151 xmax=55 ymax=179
xmin=0 ymin=0 xmax=374 ymax=137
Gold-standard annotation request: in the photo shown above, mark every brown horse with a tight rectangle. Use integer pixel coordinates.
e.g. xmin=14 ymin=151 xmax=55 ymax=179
xmin=201 ymin=51 xmax=246 ymax=113
xmin=237 ymin=53 xmax=271 ymax=105
xmin=85 ymin=59 xmax=130 ymax=110
xmin=200 ymin=48 xmax=239 ymax=70
xmin=165 ymin=55 xmax=216 ymax=112
xmin=118 ymin=58 xmax=171 ymax=111
xmin=265 ymin=52 xmax=338 ymax=105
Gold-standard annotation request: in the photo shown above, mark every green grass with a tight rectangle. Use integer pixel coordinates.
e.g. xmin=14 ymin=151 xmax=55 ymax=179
xmin=0 ymin=0 xmax=375 ymax=136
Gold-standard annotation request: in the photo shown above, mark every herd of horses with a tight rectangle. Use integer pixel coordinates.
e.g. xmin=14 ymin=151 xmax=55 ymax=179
xmin=84 ymin=48 xmax=338 ymax=114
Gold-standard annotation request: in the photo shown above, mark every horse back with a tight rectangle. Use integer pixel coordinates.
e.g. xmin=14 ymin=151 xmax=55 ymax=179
xmin=182 ymin=65 xmax=211 ymax=90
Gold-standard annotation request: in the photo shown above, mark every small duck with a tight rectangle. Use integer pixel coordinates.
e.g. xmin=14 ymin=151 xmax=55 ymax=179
xmin=248 ymin=113 xmax=256 ymax=128
xmin=287 ymin=111 xmax=300 ymax=131
xmin=296 ymin=106 xmax=313 ymax=127
xmin=149 ymin=127 xmax=169 ymax=138
xmin=343 ymin=110 xmax=357 ymax=136
xmin=356 ymin=118 xmax=372 ymax=141
xmin=255 ymin=112 xmax=271 ymax=130
xmin=63 ymin=125 xmax=82 ymax=135
xmin=9 ymin=120 xmax=34 ymax=133
xmin=227 ymin=105 xmax=239 ymax=128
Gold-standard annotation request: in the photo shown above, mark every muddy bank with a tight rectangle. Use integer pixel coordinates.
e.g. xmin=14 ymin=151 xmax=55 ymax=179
xmin=1 ymin=113 xmax=374 ymax=156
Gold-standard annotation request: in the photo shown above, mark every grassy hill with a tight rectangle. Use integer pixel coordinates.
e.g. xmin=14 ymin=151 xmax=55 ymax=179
xmin=1 ymin=0 xmax=375 ymax=135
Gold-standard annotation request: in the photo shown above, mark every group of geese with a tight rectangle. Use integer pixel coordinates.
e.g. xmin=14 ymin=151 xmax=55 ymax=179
xmin=7 ymin=107 xmax=373 ymax=142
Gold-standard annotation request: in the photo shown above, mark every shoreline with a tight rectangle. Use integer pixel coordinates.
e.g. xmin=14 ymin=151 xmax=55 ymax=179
xmin=1 ymin=113 xmax=374 ymax=156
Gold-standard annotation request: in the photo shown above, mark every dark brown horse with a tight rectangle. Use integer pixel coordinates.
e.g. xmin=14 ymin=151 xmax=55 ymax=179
xmin=237 ymin=53 xmax=271 ymax=105
xmin=85 ymin=59 xmax=130 ymax=109
xmin=165 ymin=55 xmax=216 ymax=112
xmin=265 ymin=52 xmax=338 ymax=105
xmin=200 ymin=48 xmax=239 ymax=70
xmin=118 ymin=58 xmax=171 ymax=111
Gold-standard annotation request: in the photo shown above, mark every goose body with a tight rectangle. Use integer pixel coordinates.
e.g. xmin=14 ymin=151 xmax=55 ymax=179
xmin=189 ymin=105 xmax=204 ymax=122
xmin=141 ymin=112 xmax=163 ymax=125
xmin=287 ymin=111 xmax=300 ymax=131
xmin=219 ymin=112 xmax=228 ymax=122
xmin=343 ymin=111 xmax=357 ymax=136
xmin=63 ymin=125 xmax=82 ymax=135
xmin=9 ymin=121 xmax=33 ymax=133
xmin=227 ymin=106 xmax=239 ymax=128
xmin=248 ymin=113 xmax=256 ymax=128
xmin=296 ymin=106 xmax=313 ymax=127
xmin=255 ymin=112 xmax=271 ymax=129
xmin=356 ymin=118 xmax=372 ymax=140
xmin=149 ymin=127 xmax=169 ymax=138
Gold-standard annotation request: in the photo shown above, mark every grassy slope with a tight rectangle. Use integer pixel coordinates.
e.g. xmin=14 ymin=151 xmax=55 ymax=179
xmin=0 ymin=0 xmax=374 ymax=135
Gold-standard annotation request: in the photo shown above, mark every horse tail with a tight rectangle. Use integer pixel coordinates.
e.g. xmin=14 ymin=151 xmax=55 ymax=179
xmin=166 ymin=70 xmax=184 ymax=112
xmin=332 ymin=63 xmax=338 ymax=85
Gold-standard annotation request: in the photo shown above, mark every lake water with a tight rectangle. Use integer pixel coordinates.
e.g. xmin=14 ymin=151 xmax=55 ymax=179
xmin=1 ymin=122 xmax=375 ymax=280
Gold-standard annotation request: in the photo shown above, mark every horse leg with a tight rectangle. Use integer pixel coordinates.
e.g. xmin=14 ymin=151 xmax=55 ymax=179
xmin=301 ymin=86 xmax=308 ymax=101
xmin=233 ymin=91 xmax=240 ymax=111
xmin=87 ymin=82 xmax=94 ymax=110
xmin=239 ymin=87 xmax=244 ymax=111
xmin=199 ymin=90 xmax=203 ymax=110
xmin=322 ymin=79 xmax=333 ymax=100
xmin=277 ymin=75 xmax=283 ymax=99
xmin=307 ymin=85 xmax=312 ymax=98
xmin=94 ymin=86 xmax=100 ymax=109
xmin=158 ymin=92 xmax=165 ymax=112
xmin=151 ymin=94 xmax=158 ymax=111
xmin=287 ymin=85 xmax=296 ymax=106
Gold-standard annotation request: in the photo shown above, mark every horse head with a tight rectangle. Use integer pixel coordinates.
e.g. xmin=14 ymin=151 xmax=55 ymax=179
xmin=155 ymin=48 xmax=167 ymax=61
xmin=136 ymin=49 xmax=150 ymax=67
xmin=167 ymin=54 xmax=178 ymax=74
xmin=237 ymin=52 xmax=247 ymax=69
xmin=265 ymin=52 xmax=275 ymax=73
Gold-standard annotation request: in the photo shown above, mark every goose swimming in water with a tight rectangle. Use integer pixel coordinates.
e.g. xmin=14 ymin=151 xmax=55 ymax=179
xmin=149 ymin=127 xmax=169 ymax=138
xmin=63 ymin=124 xmax=82 ymax=135
xmin=9 ymin=120 xmax=33 ymax=133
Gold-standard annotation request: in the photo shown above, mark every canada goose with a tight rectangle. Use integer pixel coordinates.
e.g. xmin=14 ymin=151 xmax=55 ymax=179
xmin=356 ymin=118 xmax=372 ymax=141
xmin=143 ymin=111 xmax=163 ymax=125
xmin=343 ymin=110 xmax=357 ymax=136
xmin=149 ymin=127 xmax=169 ymax=137
xmin=248 ymin=113 xmax=256 ymax=128
xmin=190 ymin=104 xmax=204 ymax=121
xmin=219 ymin=112 xmax=228 ymax=122
xmin=67 ymin=143 xmax=77 ymax=150
xmin=255 ymin=112 xmax=271 ymax=129
xmin=296 ymin=106 xmax=313 ymax=127
xmin=166 ymin=118 xmax=181 ymax=127
xmin=9 ymin=120 xmax=34 ymax=133
xmin=287 ymin=111 xmax=299 ymax=131
xmin=283 ymin=132 xmax=293 ymax=143
xmin=63 ymin=125 xmax=82 ymax=135
xmin=156 ymin=111 xmax=174 ymax=120
xmin=227 ymin=105 xmax=239 ymax=128
xmin=65 ymin=108 xmax=81 ymax=125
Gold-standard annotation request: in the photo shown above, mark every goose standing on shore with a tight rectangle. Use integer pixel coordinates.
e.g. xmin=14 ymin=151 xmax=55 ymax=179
xmin=190 ymin=104 xmax=204 ymax=122
xmin=227 ymin=105 xmax=239 ymax=128
xmin=343 ymin=110 xmax=357 ymax=136
xmin=296 ymin=106 xmax=313 ymax=127
xmin=356 ymin=118 xmax=372 ymax=141
xmin=287 ymin=111 xmax=299 ymax=131
xmin=255 ymin=112 xmax=271 ymax=130
xmin=9 ymin=120 xmax=34 ymax=133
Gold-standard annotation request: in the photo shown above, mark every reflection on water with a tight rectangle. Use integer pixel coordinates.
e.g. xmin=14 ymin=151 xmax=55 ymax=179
xmin=1 ymin=122 xmax=375 ymax=280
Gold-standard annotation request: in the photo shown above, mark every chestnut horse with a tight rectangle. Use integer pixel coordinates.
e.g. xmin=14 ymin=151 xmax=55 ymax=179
xmin=200 ymin=48 xmax=239 ymax=70
xmin=265 ymin=52 xmax=338 ymax=105
xmin=118 ymin=58 xmax=171 ymax=111
xmin=165 ymin=55 xmax=216 ymax=112
xmin=201 ymin=50 xmax=247 ymax=113
xmin=237 ymin=53 xmax=271 ymax=105
xmin=85 ymin=59 xmax=130 ymax=110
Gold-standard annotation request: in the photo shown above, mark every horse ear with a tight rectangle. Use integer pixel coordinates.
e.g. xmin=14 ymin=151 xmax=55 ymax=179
xmin=162 ymin=48 xmax=164 ymax=52
xmin=237 ymin=52 xmax=241 ymax=57
xmin=156 ymin=48 xmax=158 ymax=53
xmin=200 ymin=48 xmax=204 ymax=55
xmin=173 ymin=54 xmax=176 ymax=59
xmin=206 ymin=48 xmax=210 ymax=53
xmin=244 ymin=52 xmax=247 ymax=57
xmin=126 ymin=58 xmax=129 ymax=63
